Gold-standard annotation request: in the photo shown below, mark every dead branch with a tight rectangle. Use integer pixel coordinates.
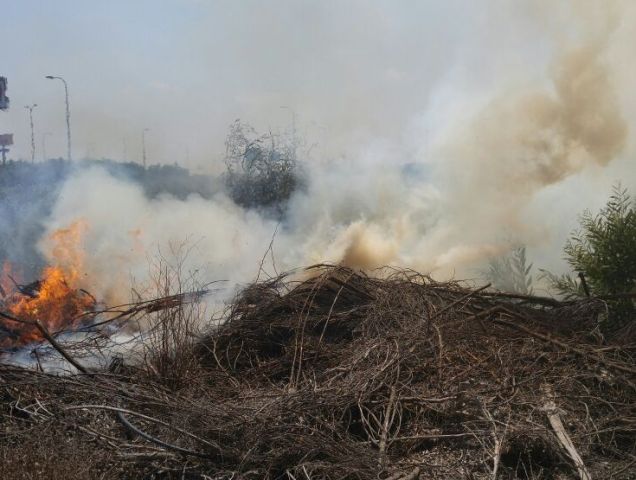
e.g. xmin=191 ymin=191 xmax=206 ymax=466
xmin=543 ymin=391 xmax=592 ymax=480
xmin=1 ymin=265 xmax=634 ymax=478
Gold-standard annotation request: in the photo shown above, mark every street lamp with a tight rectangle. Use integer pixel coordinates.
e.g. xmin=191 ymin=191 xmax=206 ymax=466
xmin=45 ymin=75 xmax=72 ymax=161
xmin=42 ymin=132 xmax=52 ymax=161
xmin=24 ymin=104 xmax=38 ymax=162
xmin=142 ymin=128 xmax=150 ymax=168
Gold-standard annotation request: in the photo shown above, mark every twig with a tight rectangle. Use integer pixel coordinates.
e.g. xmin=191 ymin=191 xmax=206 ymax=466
xmin=543 ymin=391 xmax=592 ymax=480
xmin=385 ymin=467 xmax=420 ymax=480
xmin=610 ymin=458 xmax=636 ymax=478
xmin=479 ymin=290 xmax=563 ymax=307
xmin=578 ymin=272 xmax=591 ymax=298
xmin=397 ymin=396 xmax=457 ymax=403
xmin=65 ymin=404 xmax=218 ymax=458
xmin=483 ymin=408 xmax=508 ymax=480
xmin=255 ymin=224 xmax=279 ymax=283
xmin=429 ymin=283 xmax=491 ymax=321
xmin=389 ymin=432 xmax=478 ymax=441
xmin=491 ymin=313 xmax=636 ymax=375
xmin=115 ymin=411 xmax=212 ymax=459
xmin=0 ymin=311 xmax=89 ymax=374
xmin=379 ymin=386 xmax=397 ymax=469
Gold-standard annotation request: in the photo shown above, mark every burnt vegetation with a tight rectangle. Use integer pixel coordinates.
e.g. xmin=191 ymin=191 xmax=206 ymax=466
xmin=223 ymin=120 xmax=305 ymax=217
xmin=1 ymin=265 xmax=635 ymax=479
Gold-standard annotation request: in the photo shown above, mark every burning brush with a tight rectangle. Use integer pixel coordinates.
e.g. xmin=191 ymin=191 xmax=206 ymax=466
xmin=0 ymin=221 xmax=100 ymax=349
xmin=0 ymin=264 xmax=97 ymax=348
xmin=0 ymin=219 xmax=212 ymax=370
xmin=1 ymin=262 xmax=212 ymax=378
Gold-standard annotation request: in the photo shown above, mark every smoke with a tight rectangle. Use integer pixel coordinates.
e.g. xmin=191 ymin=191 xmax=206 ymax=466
xmin=0 ymin=161 xmax=73 ymax=279
xmin=39 ymin=168 xmax=279 ymax=304
xmin=429 ymin=1 xmax=630 ymax=268
xmin=448 ymin=44 xmax=626 ymax=195
xmin=27 ymin=0 xmax=636 ymax=306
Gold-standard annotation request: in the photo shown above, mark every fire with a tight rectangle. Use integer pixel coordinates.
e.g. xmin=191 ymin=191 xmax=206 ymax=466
xmin=0 ymin=221 xmax=96 ymax=348
xmin=46 ymin=220 xmax=88 ymax=283
xmin=2 ymin=266 xmax=95 ymax=345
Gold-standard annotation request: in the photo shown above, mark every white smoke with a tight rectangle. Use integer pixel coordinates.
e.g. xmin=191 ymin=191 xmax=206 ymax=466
xmin=33 ymin=0 xmax=636 ymax=307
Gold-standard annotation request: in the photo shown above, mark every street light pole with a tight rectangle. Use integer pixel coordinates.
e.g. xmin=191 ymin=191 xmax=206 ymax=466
xmin=24 ymin=104 xmax=38 ymax=162
xmin=45 ymin=75 xmax=72 ymax=161
xmin=142 ymin=128 xmax=149 ymax=168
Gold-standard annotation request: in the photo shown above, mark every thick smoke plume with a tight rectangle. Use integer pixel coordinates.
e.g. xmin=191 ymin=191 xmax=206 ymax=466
xmin=448 ymin=42 xmax=626 ymax=196
xmin=433 ymin=3 xmax=630 ymax=268
xmin=31 ymin=1 xmax=635 ymax=306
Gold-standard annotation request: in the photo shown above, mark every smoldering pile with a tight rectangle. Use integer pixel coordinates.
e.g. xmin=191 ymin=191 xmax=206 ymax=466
xmin=1 ymin=265 xmax=635 ymax=479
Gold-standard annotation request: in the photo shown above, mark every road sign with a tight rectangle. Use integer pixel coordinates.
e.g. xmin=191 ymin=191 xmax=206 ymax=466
xmin=0 ymin=77 xmax=8 ymax=110
xmin=0 ymin=134 xmax=13 ymax=146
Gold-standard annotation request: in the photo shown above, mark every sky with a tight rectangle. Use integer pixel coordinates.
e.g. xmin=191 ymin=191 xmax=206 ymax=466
xmin=1 ymin=0 xmax=635 ymax=290
xmin=1 ymin=0 xmax=553 ymax=170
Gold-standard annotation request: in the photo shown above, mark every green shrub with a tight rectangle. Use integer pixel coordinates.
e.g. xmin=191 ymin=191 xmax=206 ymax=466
xmin=544 ymin=185 xmax=636 ymax=331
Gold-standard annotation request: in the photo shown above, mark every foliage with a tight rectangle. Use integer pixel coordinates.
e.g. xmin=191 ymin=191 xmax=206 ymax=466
xmin=537 ymin=270 xmax=582 ymax=300
xmin=485 ymin=246 xmax=534 ymax=295
xmin=544 ymin=185 xmax=636 ymax=330
xmin=224 ymin=119 xmax=303 ymax=216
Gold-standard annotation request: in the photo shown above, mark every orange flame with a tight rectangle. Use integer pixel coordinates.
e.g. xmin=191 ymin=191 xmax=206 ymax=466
xmin=47 ymin=220 xmax=88 ymax=285
xmin=0 ymin=221 xmax=95 ymax=348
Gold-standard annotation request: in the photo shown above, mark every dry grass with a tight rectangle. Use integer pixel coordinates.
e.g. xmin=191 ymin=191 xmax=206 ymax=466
xmin=140 ymin=258 xmax=206 ymax=391
xmin=1 ymin=265 xmax=635 ymax=479
xmin=0 ymin=425 xmax=119 ymax=479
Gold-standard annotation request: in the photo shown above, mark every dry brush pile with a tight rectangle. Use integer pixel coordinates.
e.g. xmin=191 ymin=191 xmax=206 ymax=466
xmin=1 ymin=265 xmax=635 ymax=479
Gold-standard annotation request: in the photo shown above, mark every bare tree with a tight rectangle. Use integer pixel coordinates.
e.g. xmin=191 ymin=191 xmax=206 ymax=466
xmin=224 ymin=120 xmax=304 ymax=216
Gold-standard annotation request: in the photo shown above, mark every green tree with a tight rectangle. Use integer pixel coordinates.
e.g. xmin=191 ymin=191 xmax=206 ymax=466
xmin=544 ymin=185 xmax=636 ymax=331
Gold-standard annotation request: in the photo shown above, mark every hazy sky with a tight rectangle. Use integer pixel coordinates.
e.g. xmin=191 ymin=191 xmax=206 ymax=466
xmin=2 ymin=0 xmax=635 ymax=295
xmin=1 ymin=0 xmax=554 ymax=169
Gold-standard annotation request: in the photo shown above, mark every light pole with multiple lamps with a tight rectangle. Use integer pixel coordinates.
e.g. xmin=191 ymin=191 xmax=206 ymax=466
xmin=45 ymin=75 xmax=72 ymax=161
xmin=142 ymin=128 xmax=149 ymax=168
xmin=24 ymin=103 xmax=37 ymax=162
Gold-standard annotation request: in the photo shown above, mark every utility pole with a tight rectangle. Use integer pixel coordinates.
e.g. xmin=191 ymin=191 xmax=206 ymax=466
xmin=45 ymin=75 xmax=72 ymax=161
xmin=24 ymin=104 xmax=38 ymax=162
xmin=0 ymin=135 xmax=11 ymax=165
xmin=142 ymin=128 xmax=149 ymax=168
xmin=0 ymin=76 xmax=13 ymax=164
